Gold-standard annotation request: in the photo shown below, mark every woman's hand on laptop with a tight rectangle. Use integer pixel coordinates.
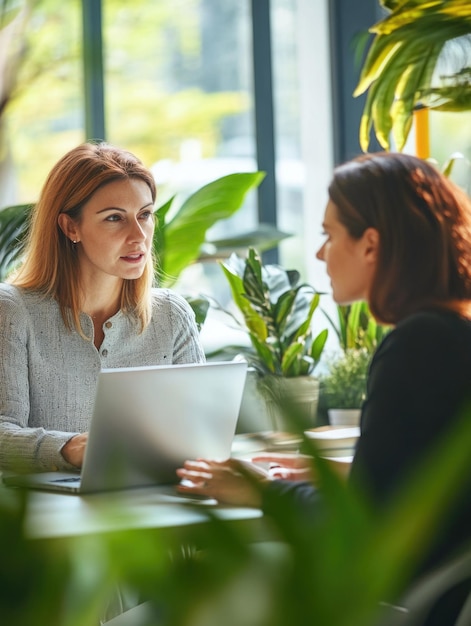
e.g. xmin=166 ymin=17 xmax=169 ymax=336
xmin=61 ymin=432 xmax=89 ymax=468
xmin=176 ymin=458 xmax=270 ymax=507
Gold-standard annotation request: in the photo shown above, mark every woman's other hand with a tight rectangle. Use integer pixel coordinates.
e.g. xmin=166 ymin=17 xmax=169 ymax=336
xmin=61 ymin=432 xmax=88 ymax=468
xmin=252 ymin=452 xmax=315 ymax=482
xmin=253 ymin=452 xmax=351 ymax=483
xmin=176 ymin=458 xmax=269 ymax=507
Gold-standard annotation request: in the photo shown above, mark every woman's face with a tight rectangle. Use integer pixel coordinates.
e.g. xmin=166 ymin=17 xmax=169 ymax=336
xmin=59 ymin=178 xmax=155 ymax=284
xmin=316 ymin=200 xmax=378 ymax=305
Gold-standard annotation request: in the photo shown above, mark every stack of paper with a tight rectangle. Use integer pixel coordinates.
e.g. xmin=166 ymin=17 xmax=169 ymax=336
xmin=304 ymin=426 xmax=360 ymax=459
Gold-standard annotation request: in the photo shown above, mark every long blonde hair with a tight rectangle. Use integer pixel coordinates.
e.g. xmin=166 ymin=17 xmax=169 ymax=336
xmin=10 ymin=142 xmax=157 ymax=334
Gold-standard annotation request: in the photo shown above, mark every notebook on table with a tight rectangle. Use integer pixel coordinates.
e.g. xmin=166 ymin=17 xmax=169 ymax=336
xmin=2 ymin=361 xmax=247 ymax=494
xmin=304 ymin=425 xmax=360 ymax=460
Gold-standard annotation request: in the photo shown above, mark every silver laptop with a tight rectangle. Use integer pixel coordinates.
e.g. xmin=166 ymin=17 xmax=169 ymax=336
xmin=3 ymin=361 xmax=247 ymax=494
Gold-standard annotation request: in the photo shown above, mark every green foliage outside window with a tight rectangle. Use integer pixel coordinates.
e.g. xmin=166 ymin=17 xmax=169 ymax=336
xmin=4 ymin=0 xmax=251 ymax=204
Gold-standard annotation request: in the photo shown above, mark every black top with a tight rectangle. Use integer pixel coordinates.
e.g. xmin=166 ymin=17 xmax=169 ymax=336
xmin=352 ymin=309 xmax=471 ymax=503
xmin=263 ymin=309 xmax=471 ymax=601
xmin=353 ymin=309 xmax=471 ymax=573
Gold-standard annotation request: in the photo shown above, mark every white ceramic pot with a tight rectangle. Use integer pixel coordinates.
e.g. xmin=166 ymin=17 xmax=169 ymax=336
xmin=328 ymin=408 xmax=361 ymax=427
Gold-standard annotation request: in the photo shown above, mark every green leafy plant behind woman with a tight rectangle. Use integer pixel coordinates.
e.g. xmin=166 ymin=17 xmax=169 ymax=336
xmin=318 ymin=302 xmax=389 ymax=420
xmin=327 ymin=301 xmax=388 ymax=353
xmin=321 ymin=348 xmax=370 ymax=411
xmin=153 ymin=171 xmax=267 ymax=286
xmin=221 ymin=247 xmax=328 ymax=377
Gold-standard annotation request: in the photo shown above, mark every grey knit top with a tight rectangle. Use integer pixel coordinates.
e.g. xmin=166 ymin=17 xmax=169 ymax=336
xmin=0 ymin=284 xmax=205 ymax=472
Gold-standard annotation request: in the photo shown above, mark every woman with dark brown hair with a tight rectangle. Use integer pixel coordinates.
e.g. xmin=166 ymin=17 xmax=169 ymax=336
xmin=0 ymin=142 xmax=204 ymax=472
xmin=178 ymin=152 xmax=471 ymax=623
xmin=328 ymin=152 xmax=471 ymax=325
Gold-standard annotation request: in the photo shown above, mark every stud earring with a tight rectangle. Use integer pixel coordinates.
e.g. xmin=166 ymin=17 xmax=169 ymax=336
xmin=72 ymin=239 xmax=77 ymax=244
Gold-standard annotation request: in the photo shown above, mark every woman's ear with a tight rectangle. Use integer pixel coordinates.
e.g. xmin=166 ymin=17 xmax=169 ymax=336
xmin=58 ymin=213 xmax=79 ymax=243
xmin=363 ymin=227 xmax=379 ymax=264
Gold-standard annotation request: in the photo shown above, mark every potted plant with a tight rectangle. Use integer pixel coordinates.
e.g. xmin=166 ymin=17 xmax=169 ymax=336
xmin=320 ymin=348 xmax=371 ymax=427
xmin=219 ymin=247 xmax=328 ymax=432
xmin=319 ymin=302 xmax=388 ymax=426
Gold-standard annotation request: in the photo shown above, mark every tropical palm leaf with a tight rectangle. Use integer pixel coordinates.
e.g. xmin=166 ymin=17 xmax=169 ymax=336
xmin=355 ymin=1 xmax=471 ymax=151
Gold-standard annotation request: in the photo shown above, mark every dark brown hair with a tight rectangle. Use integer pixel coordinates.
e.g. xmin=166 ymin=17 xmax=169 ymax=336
xmin=328 ymin=152 xmax=471 ymax=324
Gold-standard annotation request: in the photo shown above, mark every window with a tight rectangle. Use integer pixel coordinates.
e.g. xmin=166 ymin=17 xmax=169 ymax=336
xmin=3 ymin=0 xmax=83 ymax=206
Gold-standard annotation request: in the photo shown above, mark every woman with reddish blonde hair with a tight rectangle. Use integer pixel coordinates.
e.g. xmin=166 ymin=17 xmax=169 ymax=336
xmin=13 ymin=142 xmax=158 ymax=333
xmin=0 ymin=142 xmax=204 ymax=471
xmin=178 ymin=152 xmax=471 ymax=625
